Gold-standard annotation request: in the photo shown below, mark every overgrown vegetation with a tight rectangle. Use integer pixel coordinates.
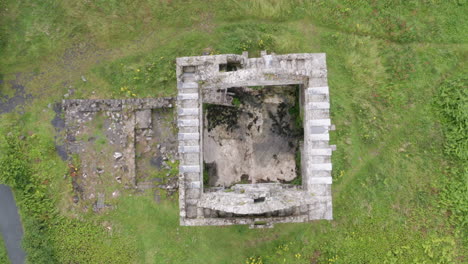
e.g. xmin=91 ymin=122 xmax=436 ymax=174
xmin=435 ymin=76 xmax=468 ymax=160
xmin=203 ymin=162 xmax=210 ymax=187
xmin=288 ymin=85 xmax=303 ymax=133
xmin=0 ymin=0 xmax=466 ymax=263
xmin=232 ymin=97 xmax=242 ymax=107
xmin=0 ymin=124 xmax=136 ymax=263
xmin=0 ymin=234 xmax=9 ymax=264
xmin=290 ymin=149 xmax=302 ymax=186
xmin=434 ymin=75 xmax=468 ymax=245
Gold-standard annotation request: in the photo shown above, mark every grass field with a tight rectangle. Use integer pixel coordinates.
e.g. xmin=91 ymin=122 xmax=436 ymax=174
xmin=0 ymin=0 xmax=467 ymax=263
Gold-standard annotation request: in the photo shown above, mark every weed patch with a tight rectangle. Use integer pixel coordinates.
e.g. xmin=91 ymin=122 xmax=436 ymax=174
xmin=0 ymin=234 xmax=8 ymax=264
xmin=434 ymin=74 xmax=468 ymax=247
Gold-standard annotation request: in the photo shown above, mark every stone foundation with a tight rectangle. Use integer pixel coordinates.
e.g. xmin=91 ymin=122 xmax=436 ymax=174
xmin=62 ymin=98 xmax=175 ymax=211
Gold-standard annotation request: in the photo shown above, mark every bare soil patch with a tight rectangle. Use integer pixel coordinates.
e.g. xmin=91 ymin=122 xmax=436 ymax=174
xmin=203 ymin=85 xmax=303 ymax=187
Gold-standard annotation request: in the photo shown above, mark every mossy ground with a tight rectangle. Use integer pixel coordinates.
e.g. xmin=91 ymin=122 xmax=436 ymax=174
xmin=0 ymin=1 xmax=466 ymax=263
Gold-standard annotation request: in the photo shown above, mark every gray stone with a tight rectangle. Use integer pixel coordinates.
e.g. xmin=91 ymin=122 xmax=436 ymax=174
xmin=178 ymin=119 xmax=199 ymax=127
xmin=113 ymin=152 xmax=123 ymax=160
xmin=94 ymin=193 xmax=105 ymax=212
xmin=135 ymin=110 xmax=152 ymax=129
xmin=309 ymin=149 xmax=332 ymax=156
xmin=178 ymin=133 xmax=200 ymax=140
xmin=308 ymin=177 xmax=332 ymax=184
xmin=186 ymin=205 xmax=197 ymax=218
xmin=177 ymin=93 xmax=199 ymax=100
xmin=309 ymin=126 xmax=328 ymax=134
xmin=307 ymin=86 xmax=329 ymax=94
xmin=178 ymin=146 xmax=200 ymax=153
xmin=309 ymin=119 xmax=331 ymax=126
xmin=309 ymin=163 xmax=332 ymax=170
xmin=180 ymin=165 xmax=200 ymax=173
xmin=178 ymin=108 xmax=199 ymax=116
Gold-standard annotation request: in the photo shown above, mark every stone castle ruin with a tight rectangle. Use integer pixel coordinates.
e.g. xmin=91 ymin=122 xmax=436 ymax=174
xmin=177 ymin=51 xmax=335 ymax=228
xmin=61 ymin=51 xmax=334 ymax=228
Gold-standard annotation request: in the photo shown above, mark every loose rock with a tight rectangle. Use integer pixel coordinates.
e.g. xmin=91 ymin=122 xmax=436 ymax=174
xmin=113 ymin=152 xmax=123 ymax=160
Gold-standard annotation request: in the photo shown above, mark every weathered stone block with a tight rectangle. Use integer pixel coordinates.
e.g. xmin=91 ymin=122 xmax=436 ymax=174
xmin=308 ymin=102 xmax=330 ymax=109
xmin=185 ymin=188 xmax=201 ymax=199
xmin=178 ymin=108 xmax=199 ymax=116
xmin=185 ymin=181 xmax=201 ymax=189
xmin=177 ymin=93 xmax=199 ymax=100
xmin=135 ymin=110 xmax=152 ymax=129
xmin=308 ymin=177 xmax=332 ymax=184
xmin=306 ymin=86 xmax=329 ymax=95
xmin=186 ymin=205 xmax=197 ymax=218
xmin=309 ymin=119 xmax=331 ymax=126
xmin=203 ymin=208 xmax=211 ymax=217
xmin=177 ymin=119 xmax=199 ymax=127
xmin=309 ymin=149 xmax=332 ymax=156
xmin=307 ymin=184 xmax=332 ymax=196
xmin=178 ymin=145 xmax=200 ymax=153
xmin=210 ymin=210 xmax=218 ymax=218
xmin=178 ymin=133 xmax=200 ymax=140
xmin=184 ymin=172 xmax=200 ymax=181
xmin=309 ymin=163 xmax=332 ymax=171
xmin=308 ymin=77 xmax=328 ymax=87
xmin=182 ymin=153 xmax=200 ymax=165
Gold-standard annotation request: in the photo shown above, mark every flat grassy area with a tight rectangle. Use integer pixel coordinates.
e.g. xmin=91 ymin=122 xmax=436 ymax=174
xmin=0 ymin=1 xmax=466 ymax=263
xmin=0 ymin=234 xmax=9 ymax=264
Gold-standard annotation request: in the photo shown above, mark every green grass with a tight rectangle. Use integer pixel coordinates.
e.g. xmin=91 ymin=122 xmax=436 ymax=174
xmin=97 ymin=194 xmax=268 ymax=263
xmin=0 ymin=234 xmax=9 ymax=264
xmin=0 ymin=0 xmax=467 ymax=263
